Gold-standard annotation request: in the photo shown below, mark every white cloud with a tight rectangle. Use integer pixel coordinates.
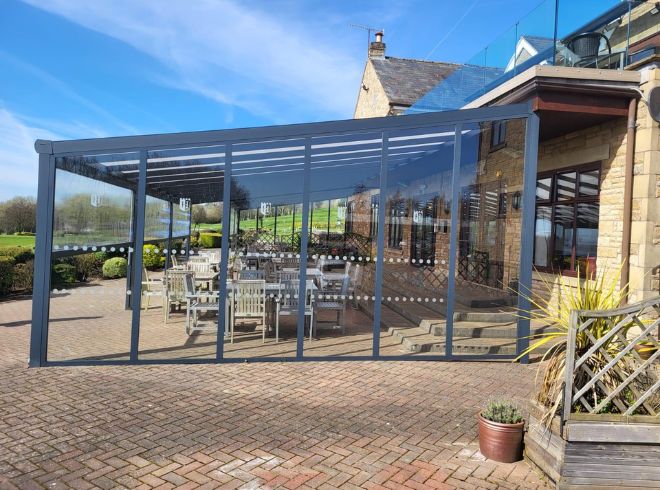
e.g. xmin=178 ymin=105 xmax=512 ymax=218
xmin=0 ymin=108 xmax=55 ymax=200
xmin=23 ymin=0 xmax=367 ymax=121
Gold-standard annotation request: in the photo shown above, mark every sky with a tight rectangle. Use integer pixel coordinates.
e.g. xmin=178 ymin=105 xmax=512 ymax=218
xmin=0 ymin=0 xmax=565 ymax=200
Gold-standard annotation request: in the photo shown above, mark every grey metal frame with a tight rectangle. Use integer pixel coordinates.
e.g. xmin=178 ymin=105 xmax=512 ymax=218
xmin=30 ymin=103 xmax=539 ymax=366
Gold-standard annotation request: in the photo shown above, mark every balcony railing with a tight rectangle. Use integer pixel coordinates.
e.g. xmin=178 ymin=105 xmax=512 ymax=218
xmin=408 ymin=0 xmax=659 ymax=113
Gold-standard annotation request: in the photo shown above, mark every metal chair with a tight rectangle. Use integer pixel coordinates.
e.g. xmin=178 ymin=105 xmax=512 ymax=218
xmin=275 ymin=279 xmax=314 ymax=343
xmin=565 ymin=32 xmax=611 ymax=67
xmin=229 ymin=279 xmax=267 ymax=343
xmin=183 ymin=273 xmax=221 ymax=335
xmin=312 ymin=275 xmax=349 ymax=340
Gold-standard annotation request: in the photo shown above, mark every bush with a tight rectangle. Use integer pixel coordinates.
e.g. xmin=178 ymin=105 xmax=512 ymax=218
xmin=13 ymin=260 xmax=33 ymax=291
xmin=482 ymin=400 xmax=523 ymax=424
xmin=143 ymin=244 xmax=165 ymax=270
xmin=72 ymin=253 xmax=105 ymax=281
xmin=0 ymin=246 xmax=34 ymax=264
xmin=52 ymin=263 xmax=76 ymax=287
xmin=15 ymin=231 xmax=35 ymax=236
xmin=102 ymin=257 xmax=128 ymax=278
xmin=199 ymin=232 xmax=221 ymax=248
xmin=0 ymin=256 xmax=15 ymax=295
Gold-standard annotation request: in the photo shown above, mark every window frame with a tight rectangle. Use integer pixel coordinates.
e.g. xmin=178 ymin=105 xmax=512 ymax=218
xmin=387 ymin=198 xmax=405 ymax=249
xmin=534 ymin=162 xmax=601 ymax=277
xmin=490 ymin=120 xmax=507 ymax=151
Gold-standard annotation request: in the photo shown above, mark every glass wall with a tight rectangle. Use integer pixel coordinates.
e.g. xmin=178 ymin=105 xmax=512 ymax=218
xmin=34 ymin=106 xmax=537 ymax=365
xmin=138 ymin=145 xmax=222 ymax=360
xmin=451 ymin=119 xmax=527 ymax=357
xmin=47 ymin=152 xmax=138 ymax=361
xmin=378 ymin=126 xmax=455 ymax=356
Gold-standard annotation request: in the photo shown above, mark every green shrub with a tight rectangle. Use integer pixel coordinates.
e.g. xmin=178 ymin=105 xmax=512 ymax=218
xmin=102 ymin=257 xmax=128 ymax=278
xmin=0 ymin=256 xmax=15 ymax=295
xmin=15 ymin=231 xmax=35 ymax=236
xmin=0 ymin=246 xmax=34 ymax=264
xmin=73 ymin=254 xmax=105 ymax=281
xmin=52 ymin=263 xmax=76 ymax=287
xmin=13 ymin=260 xmax=34 ymax=291
xmin=199 ymin=232 xmax=221 ymax=248
xmin=481 ymin=400 xmax=523 ymax=424
xmin=143 ymin=244 xmax=165 ymax=269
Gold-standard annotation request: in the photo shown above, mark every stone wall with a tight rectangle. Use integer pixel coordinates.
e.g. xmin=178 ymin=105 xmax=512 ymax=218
xmin=353 ymin=61 xmax=391 ymax=119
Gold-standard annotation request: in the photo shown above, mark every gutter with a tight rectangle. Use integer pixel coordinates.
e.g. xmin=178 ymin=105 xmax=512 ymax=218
xmin=620 ymin=97 xmax=637 ymax=302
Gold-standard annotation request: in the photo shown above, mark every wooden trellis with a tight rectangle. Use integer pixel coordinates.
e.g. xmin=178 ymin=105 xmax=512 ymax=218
xmin=563 ymin=297 xmax=660 ymax=421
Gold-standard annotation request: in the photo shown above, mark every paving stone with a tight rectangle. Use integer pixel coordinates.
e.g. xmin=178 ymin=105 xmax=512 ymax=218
xmin=0 ymin=296 xmax=549 ymax=489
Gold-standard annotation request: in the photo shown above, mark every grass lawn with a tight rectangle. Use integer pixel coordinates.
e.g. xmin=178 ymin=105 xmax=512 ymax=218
xmin=197 ymin=205 xmax=346 ymax=235
xmin=0 ymin=235 xmax=35 ymax=249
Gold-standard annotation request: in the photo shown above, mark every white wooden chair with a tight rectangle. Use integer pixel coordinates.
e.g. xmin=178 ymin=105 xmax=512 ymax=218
xmin=229 ymin=279 xmax=267 ymax=343
xmin=187 ymin=261 xmax=212 ymax=274
xmin=278 ymin=271 xmax=299 ymax=282
xmin=182 ymin=273 xmax=221 ymax=335
xmin=312 ymin=275 xmax=349 ymax=340
xmin=141 ymin=266 xmax=163 ymax=311
xmin=239 ymin=269 xmax=265 ymax=280
xmin=275 ymin=279 xmax=314 ymax=343
xmin=164 ymin=269 xmax=189 ymax=322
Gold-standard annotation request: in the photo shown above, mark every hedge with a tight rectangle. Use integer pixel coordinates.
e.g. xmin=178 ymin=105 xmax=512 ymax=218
xmin=0 ymin=256 xmax=15 ymax=295
xmin=72 ymin=253 xmax=105 ymax=281
xmin=143 ymin=244 xmax=165 ymax=269
xmin=200 ymin=232 xmax=221 ymax=248
xmin=13 ymin=260 xmax=33 ymax=291
xmin=102 ymin=257 xmax=128 ymax=278
xmin=52 ymin=263 xmax=76 ymax=287
xmin=0 ymin=246 xmax=34 ymax=264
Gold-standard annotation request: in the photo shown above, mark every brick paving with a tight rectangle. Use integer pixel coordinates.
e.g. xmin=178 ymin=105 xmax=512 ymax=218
xmin=0 ymin=295 xmax=550 ymax=489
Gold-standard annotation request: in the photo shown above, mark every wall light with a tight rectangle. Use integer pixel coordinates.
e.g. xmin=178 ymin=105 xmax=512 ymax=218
xmin=511 ymin=191 xmax=522 ymax=210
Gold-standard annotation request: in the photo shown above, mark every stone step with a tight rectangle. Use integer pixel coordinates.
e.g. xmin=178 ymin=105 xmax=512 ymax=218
xmin=387 ymin=323 xmax=556 ymax=355
xmin=417 ymin=319 xmax=555 ymax=338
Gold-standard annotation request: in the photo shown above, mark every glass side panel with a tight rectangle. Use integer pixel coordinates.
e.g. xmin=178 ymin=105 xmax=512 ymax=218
xmin=224 ymin=138 xmax=306 ymax=359
xmin=452 ymin=119 xmax=526 ymax=357
xmin=534 ymin=206 xmax=552 ymax=268
xmin=138 ymin=144 xmax=225 ymax=360
xmin=379 ymin=125 xmax=455 ymax=357
xmin=304 ymin=132 xmax=382 ymax=357
xmin=552 ymin=203 xmax=575 ymax=271
xmin=575 ymin=202 xmax=599 ymax=273
xmin=47 ymin=152 xmax=138 ymax=362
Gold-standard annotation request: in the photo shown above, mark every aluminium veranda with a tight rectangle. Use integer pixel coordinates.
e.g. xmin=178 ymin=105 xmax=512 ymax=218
xmin=29 ymin=103 xmax=539 ymax=366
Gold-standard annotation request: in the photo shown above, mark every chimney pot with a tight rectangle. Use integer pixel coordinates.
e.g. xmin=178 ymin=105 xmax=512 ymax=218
xmin=368 ymin=31 xmax=385 ymax=59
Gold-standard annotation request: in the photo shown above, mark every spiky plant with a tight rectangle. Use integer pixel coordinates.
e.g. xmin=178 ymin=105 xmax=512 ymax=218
xmin=516 ymin=264 xmax=636 ymax=424
xmin=482 ymin=399 xmax=523 ymax=424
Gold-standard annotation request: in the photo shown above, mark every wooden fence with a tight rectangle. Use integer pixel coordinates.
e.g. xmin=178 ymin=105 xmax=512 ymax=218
xmin=563 ymin=296 xmax=660 ymax=422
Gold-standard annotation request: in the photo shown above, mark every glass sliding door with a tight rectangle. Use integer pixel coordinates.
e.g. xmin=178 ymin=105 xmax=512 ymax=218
xmin=46 ymin=152 xmax=138 ymax=362
xmin=378 ymin=126 xmax=455 ymax=356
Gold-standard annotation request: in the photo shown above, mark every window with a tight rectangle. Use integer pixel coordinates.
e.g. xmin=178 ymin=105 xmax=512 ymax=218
xmin=388 ymin=199 xmax=405 ymax=249
xmin=344 ymin=202 xmax=354 ymax=233
xmin=490 ymin=120 xmax=507 ymax=149
xmin=534 ymin=164 xmax=600 ymax=276
xmin=369 ymin=195 xmax=379 ymax=238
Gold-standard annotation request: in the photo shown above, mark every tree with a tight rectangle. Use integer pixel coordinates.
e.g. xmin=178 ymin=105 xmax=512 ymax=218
xmin=0 ymin=196 xmax=36 ymax=234
xmin=191 ymin=205 xmax=207 ymax=230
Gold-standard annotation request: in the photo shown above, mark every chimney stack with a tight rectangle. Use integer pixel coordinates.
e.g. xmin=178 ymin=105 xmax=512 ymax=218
xmin=368 ymin=31 xmax=385 ymax=59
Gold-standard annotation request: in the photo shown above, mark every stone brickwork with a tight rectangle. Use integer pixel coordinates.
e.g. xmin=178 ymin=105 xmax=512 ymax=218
xmin=630 ymin=68 xmax=660 ymax=301
xmin=354 ymin=61 xmax=391 ymax=119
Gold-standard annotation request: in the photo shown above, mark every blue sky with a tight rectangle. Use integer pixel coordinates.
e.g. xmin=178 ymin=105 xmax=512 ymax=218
xmin=0 ymin=0 xmax=564 ymax=200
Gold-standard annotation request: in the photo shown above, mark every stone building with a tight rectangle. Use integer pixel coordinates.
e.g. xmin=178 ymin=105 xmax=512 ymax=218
xmin=352 ymin=4 xmax=660 ymax=305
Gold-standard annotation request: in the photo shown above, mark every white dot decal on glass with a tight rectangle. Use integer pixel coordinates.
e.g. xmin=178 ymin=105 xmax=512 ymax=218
xmin=441 ymin=260 xmax=446 ymax=265
xmin=425 ymin=298 xmax=429 ymax=302
xmin=358 ymin=257 xmax=363 ymax=262
xmin=395 ymin=297 xmax=399 ymax=302
xmin=91 ymin=246 xmax=97 ymax=251
xmin=402 ymin=297 xmax=407 ymax=302
xmin=110 ymin=247 xmax=115 ymax=252
xmin=296 ymin=254 xmax=300 ymax=259
xmin=387 ymin=296 xmax=391 ymax=301
xmin=417 ymin=297 xmax=422 ymax=302
xmin=101 ymin=246 xmax=107 ymax=252
xmin=126 ymin=290 xmax=132 ymax=295
xmin=348 ymin=295 xmax=353 ymax=300
xmin=371 ymin=296 xmax=376 ymax=301
xmin=440 ymin=298 xmax=444 ymax=303
xmin=342 ymin=256 xmax=347 ymax=261
xmin=287 ymin=254 xmax=293 ymax=258
xmin=365 ymin=257 xmax=370 ymax=262
xmin=411 ymin=259 xmax=416 ymax=264
xmin=432 ymin=298 xmax=437 ymax=302
xmin=350 ymin=256 xmax=355 ymax=261
xmin=54 ymin=245 xmax=60 ymax=250
xmin=426 ymin=259 xmax=431 ymax=264
xmin=335 ymin=255 xmax=340 ymax=260
xmin=128 ymin=247 xmax=133 ymax=253
xmin=63 ymin=245 xmax=69 ymax=251
xmin=434 ymin=259 xmax=438 ymax=264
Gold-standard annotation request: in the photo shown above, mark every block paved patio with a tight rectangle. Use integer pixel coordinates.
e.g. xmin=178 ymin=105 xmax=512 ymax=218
xmin=0 ymin=295 xmax=550 ymax=489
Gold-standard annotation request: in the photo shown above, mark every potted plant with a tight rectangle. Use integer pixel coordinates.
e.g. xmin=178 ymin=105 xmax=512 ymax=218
xmin=478 ymin=399 xmax=524 ymax=463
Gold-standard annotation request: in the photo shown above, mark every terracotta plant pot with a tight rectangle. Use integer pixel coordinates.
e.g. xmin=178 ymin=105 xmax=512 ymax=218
xmin=633 ymin=343 xmax=657 ymax=361
xmin=477 ymin=413 xmax=524 ymax=463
